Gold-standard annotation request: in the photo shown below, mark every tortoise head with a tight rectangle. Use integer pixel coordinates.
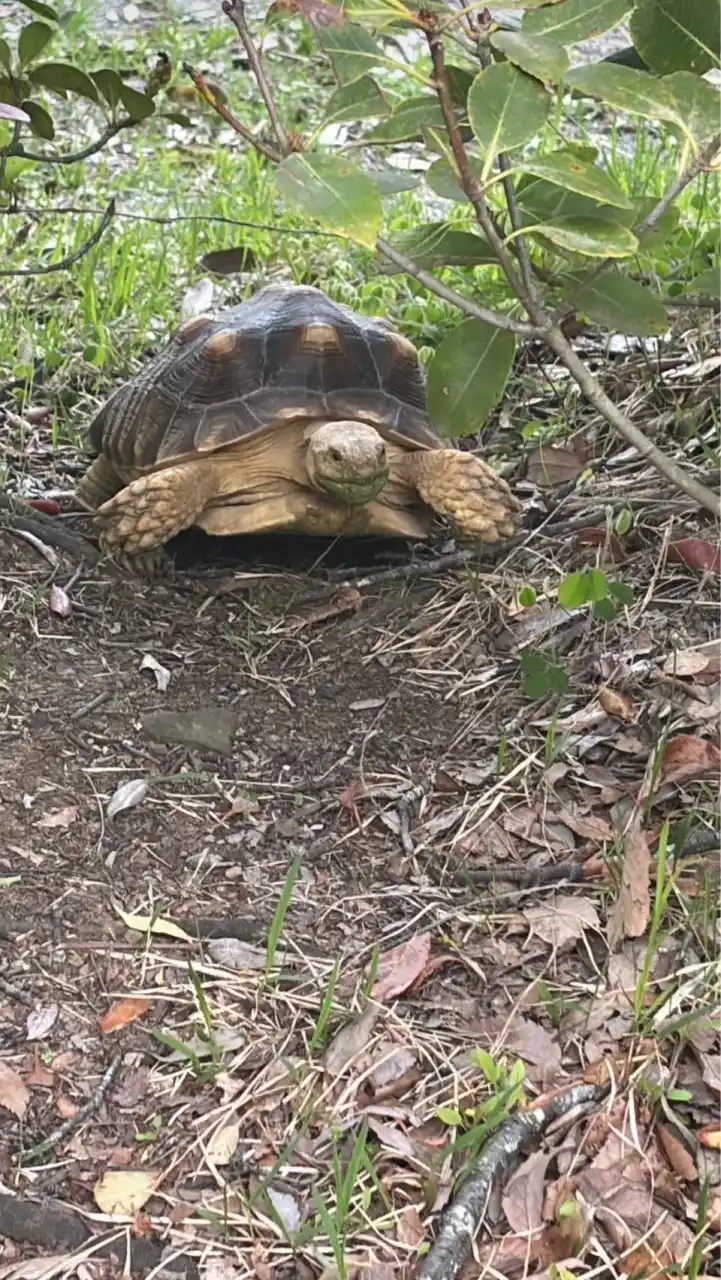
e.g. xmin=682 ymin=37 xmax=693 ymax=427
xmin=305 ymin=420 xmax=389 ymax=506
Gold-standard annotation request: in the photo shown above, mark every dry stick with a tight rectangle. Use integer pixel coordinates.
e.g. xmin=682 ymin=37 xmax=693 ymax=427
xmin=0 ymin=199 xmax=115 ymax=278
xmin=422 ymin=14 xmax=721 ymax=517
xmin=222 ymin=0 xmax=292 ymax=157
xmin=21 ymin=1055 xmax=122 ymax=1164
xmin=182 ymin=61 xmax=282 ymax=163
xmin=418 ymin=1083 xmax=604 ymax=1280
xmin=0 ymin=493 xmax=104 ymax=565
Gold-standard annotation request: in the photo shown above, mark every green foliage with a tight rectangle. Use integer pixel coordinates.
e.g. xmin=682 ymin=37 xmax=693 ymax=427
xmin=427 ymin=318 xmax=517 ymax=437
xmin=522 ymin=0 xmax=633 ymax=44
xmin=570 ymin=270 xmax=669 ymax=336
xmin=489 ymin=30 xmax=569 ymax=84
xmin=520 ymin=650 xmax=569 ymax=700
xmin=558 ymin=568 xmax=633 ymax=620
xmin=468 ymin=62 xmax=552 ymax=175
xmin=275 ymin=152 xmax=382 ymax=248
xmin=630 ymin=0 xmax=721 ymax=76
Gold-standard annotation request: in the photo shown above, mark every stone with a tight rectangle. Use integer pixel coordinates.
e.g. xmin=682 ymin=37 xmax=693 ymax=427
xmin=142 ymin=708 xmax=238 ymax=757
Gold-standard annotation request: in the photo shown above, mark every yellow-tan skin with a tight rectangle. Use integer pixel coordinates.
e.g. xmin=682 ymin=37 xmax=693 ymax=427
xmin=76 ymin=318 xmax=522 ymax=574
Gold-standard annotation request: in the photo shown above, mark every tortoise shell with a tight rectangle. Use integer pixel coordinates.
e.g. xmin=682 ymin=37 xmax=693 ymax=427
xmin=89 ymin=284 xmax=440 ymax=472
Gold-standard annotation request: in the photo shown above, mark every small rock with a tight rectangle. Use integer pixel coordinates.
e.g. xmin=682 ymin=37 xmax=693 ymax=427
xmin=142 ymin=708 xmax=239 ymax=757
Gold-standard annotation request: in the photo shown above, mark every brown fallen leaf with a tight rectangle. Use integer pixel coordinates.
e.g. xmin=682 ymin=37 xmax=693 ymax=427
xmin=324 ymin=1003 xmax=379 ymax=1076
xmin=667 ymin=538 xmax=721 ymax=577
xmin=505 ymin=1016 xmax=562 ymax=1078
xmin=659 ymin=734 xmax=721 ymax=787
xmin=25 ymin=1056 xmax=55 ymax=1087
xmin=292 ymin=586 xmax=363 ymax=630
xmin=599 ymin=687 xmax=636 ymax=722
xmin=372 ymin=933 xmax=432 ymax=1002
xmin=35 ymin=805 xmax=79 ymax=829
xmin=574 ymin=526 xmax=625 ymax=561
xmin=502 ymin=1149 xmax=551 ymax=1233
xmin=93 ymin=1169 xmax=160 ymax=1215
xmin=397 ymin=1203 xmax=425 ymax=1249
xmin=526 ymin=443 xmax=588 ymax=489
xmin=657 ymin=1124 xmax=697 ymax=1181
xmin=524 ymin=895 xmax=600 ymax=950
xmin=0 ymin=1061 xmax=30 ymax=1118
xmin=56 ymin=1094 xmax=80 ymax=1119
xmin=607 ymin=816 xmax=651 ymax=951
xmin=663 ymin=639 xmax=721 ymax=684
xmin=99 ymin=996 xmax=152 ymax=1034
xmin=698 ymin=1121 xmax=721 ymax=1149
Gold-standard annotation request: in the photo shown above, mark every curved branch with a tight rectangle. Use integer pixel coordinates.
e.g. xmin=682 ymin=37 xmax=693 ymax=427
xmin=12 ymin=119 xmax=135 ymax=165
xmin=0 ymin=200 xmax=115 ymax=277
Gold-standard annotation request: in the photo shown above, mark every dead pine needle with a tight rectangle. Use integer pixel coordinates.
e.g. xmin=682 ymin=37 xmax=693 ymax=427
xmin=419 ymin=1083 xmax=604 ymax=1280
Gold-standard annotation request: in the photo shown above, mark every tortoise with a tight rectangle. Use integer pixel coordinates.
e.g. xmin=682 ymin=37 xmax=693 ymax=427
xmin=76 ymin=283 xmax=522 ymax=573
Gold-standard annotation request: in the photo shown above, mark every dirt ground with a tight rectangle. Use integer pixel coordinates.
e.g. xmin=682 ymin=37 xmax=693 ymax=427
xmin=0 ymin=372 xmax=719 ymax=1277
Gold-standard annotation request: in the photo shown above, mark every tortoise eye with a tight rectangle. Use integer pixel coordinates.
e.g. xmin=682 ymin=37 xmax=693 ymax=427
xmin=329 ymin=447 xmax=342 ymax=463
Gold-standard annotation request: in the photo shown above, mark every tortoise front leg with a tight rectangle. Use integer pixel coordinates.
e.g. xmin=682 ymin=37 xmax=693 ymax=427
xmin=397 ymin=449 xmax=522 ymax=542
xmin=75 ymin=455 xmax=124 ymax=511
xmin=93 ymin=461 xmax=219 ymax=565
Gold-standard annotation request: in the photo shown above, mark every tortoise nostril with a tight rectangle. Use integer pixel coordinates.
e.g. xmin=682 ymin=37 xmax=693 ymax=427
xmin=329 ymin=447 xmax=342 ymax=463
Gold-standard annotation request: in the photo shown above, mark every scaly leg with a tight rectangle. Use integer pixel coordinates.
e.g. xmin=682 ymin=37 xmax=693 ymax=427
xmin=75 ymin=455 xmax=124 ymax=511
xmin=398 ymin=449 xmax=522 ymax=542
xmin=94 ymin=461 xmax=219 ymax=573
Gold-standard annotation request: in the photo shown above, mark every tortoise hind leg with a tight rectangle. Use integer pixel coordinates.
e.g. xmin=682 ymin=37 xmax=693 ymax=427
xmin=94 ymin=461 xmax=219 ymax=567
xmin=398 ymin=450 xmax=522 ymax=542
xmin=75 ymin=455 xmax=123 ymax=511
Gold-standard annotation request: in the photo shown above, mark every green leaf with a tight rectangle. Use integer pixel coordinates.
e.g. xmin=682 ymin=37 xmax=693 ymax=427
xmin=21 ymin=98 xmax=54 ymax=139
xmin=437 ymin=1106 xmax=463 ymax=1126
xmin=382 ymin=223 xmax=496 ymax=272
xmin=520 ymin=650 xmax=569 ymax=699
xmin=559 ymin=568 xmax=609 ymax=608
xmin=445 ymin=63 xmax=474 ymax=108
xmin=18 ymin=0 xmax=57 ymax=16
xmin=518 ymin=586 xmax=537 ymax=607
xmin=0 ymin=76 xmax=31 ymax=104
xmin=29 ymin=61 xmax=99 ymax=102
xmin=0 ymin=155 xmax=35 ymax=189
xmin=365 ymin=95 xmax=444 ymax=143
xmin=630 ymin=0 xmax=720 ymax=75
xmin=318 ymin=20 xmax=383 ymax=85
xmin=532 ymin=217 xmax=639 ymax=258
xmin=276 ymin=153 xmax=381 ymax=248
xmin=517 ymin=175 xmax=636 ymax=228
xmin=570 ymin=270 xmax=668 ymax=336
xmin=593 ymin=597 xmax=617 ymax=620
xmin=366 ymin=165 xmax=420 ymax=195
xmin=468 ymin=63 xmax=551 ymax=173
xmin=632 ymin=198 xmax=679 ymax=249
xmin=322 ymin=74 xmax=389 ymax=125
xmin=117 ymin=82 xmax=155 ymax=121
xmin=489 ymin=31 xmax=570 ymax=83
xmin=18 ymin=21 xmax=55 ymax=68
xmin=663 ymin=70 xmax=721 ymax=145
xmin=564 ymin=64 xmax=682 ymax=128
xmin=159 ymin=110 xmax=193 ymax=127
xmin=91 ymin=67 xmax=123 ymax=109
xmin=426 ymin=156 xmax=478 ymax=203
xmin=517 ymin=150 xmax=632 ymax=209
xmin=0 ymin=39 xmax=12 ymax=74
xmin=608 ymin=580 xmax=633 ymax=604
xmin=686 ymin=267 xmax=721 ymax=298
xmin=427 ymin=319 xmax=516 ymax=439
xmin=522 ymin=0 xmax=632 ymax=45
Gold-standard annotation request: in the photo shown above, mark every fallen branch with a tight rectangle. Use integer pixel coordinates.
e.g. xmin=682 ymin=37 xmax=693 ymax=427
xmin=0 ymin=492 xmax=104 ymax=564
xmin=0 ymin=199 xmax=115 ymax=277
xmin=419 ymin=1083 xmax=604 ymax=1280
xmin=21 ymin=1054 xmax=122 ymax=1164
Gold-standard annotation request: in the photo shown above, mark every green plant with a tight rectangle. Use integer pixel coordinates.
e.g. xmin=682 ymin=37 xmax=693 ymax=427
xmin=265 ymin=854 xmax=302 ymax=981
xmin=152 ymin=960 xmax=224 ymax=1082
xmin=437 ymin=1049 xmax=527 ymax=1174
xmin=187 ymin=0 xmax=720 ymax=524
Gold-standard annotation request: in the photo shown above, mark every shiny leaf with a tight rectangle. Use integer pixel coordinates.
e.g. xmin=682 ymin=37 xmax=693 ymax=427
xmin=630 ymin=0 xmax=720 ymax=75
xmin=18 ymin=0 xmax=58 ymax=16
xmin=532 ymin=217 xmax=638 ymax=257
xmin=366 ymin=95 xmax=444 ymax=143
xmin=318 ymin=20 xmax=383 ymax=84
xmin=565 ymin=64 xmax=682 ymax=127
xmin=445 ymin=63 xmax=474 ymax=108
xmin=427 ymin=318 xmax=516 ymax=439
xmin=29 ymin=61 xmax=99 ymax=102
xmin=21 ymin=98 xmax=54 ymax=138
xmin=276 ymin=152 xmax=381 ymax=248
xmin=663 ymin=70 xmax=721 ymax=145
xmin=426 ymin=155 xmax=478 ymax=202
xmin=489 ymin=31 xmax=569 ymax=83
xmin=91 ymin=67 xmax=123 ymax=108
xmin=522 ymin=0 xmax=632 ymax=45
xmin=382 ymin=223 xmax=496 ymax=272
xmin=18 ymin=21 xmax=55 ymax=67
xmin=517 ymin=150 xmax=632 ymax=209
xmin=0 ymin=40 xmax=12 ymax=74
xmin=468 ymin=63 xmax=551 ymax=170
xmin=570 ymin=270 xmax=668 ymax=335
xmin=117 ymin=82 xmax=155 ymax=120
xmin=322 ymin=74 xmax=389 ymax=125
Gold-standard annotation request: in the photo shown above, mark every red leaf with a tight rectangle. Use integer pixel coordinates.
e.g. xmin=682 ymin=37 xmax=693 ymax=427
xmin=27 ymin=498 xmax=62 ymax=516
xmin=372 ymin=933 xmax=432 ymax=1002
xmin=668 ymin=539 xmax=721 ymax=576
xmin=660 ymin=735 xmax=721 ymax=787
xmin=99 ymin=997 xmax=151 ymax=1034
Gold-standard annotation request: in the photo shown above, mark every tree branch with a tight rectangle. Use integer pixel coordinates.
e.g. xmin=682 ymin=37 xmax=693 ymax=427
xmin=182 ymin=62 xmax=281 ymax=163
xmin=11 ymin=119 xmax=135 ymax=165
xmin=222 ymin=0 xmax=292 ymax=157
xmin=0 ymin=200 xmax=115 ymax=277
xmin=637 ymin=133 xmax=721 ymax=238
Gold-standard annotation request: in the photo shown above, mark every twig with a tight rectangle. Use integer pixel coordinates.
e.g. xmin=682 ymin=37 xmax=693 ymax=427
xmin=12 ymin=119 xmax=135 ymax=165
xmin=419 ymin=1084 xmax=604 ymax=1280
xmin=13 ymin=203 xmax=344 ymax=238
xmin=222 ymin=0 xmax=292 ymax=156
xmin=638 ymin=134 xmax=721 ymax=238
xmin=377 ymin=237 xmax=538 ymax=335
xmin=21 ymin=1055 xmax=122 ymax=1164
xmin=0 ymin=493 xmax=104 ymax=565
xmin=0 ymin=200 xmax=115 ymax=277
xmin=182 ymin=62 xmax=281 ymax=163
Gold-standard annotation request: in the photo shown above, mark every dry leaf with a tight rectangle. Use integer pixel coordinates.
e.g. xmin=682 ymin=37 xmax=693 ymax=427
xmin=140 ymin=653 xmax=171 ymax=692
xmin=659 ymin=735 xmax=721 ymax=787
xmin=698 ymin=1122 xmax=721 ymax=1149
xmin=265 ymin=1186 xmax=301 ymax=1234
xmin=180 ymin=276 xmax=214 ymax=321
xmin=324 ymin=1003 xmax=379 ymax=1076
xmin=667 ymin=538 xmax=721 ymax=576
xmin=207 ymin=938 xmax=268 ymax=969
xmin=26 ymin=1003 xmax=58 ymax=1041
xmin=0 ymin=1060 xmax=30 ymax=1118
xmin=526 ymin=443 xmax=587 ymax=489
xmin=293 ymin=586 xmax=363 ymax=630
xmin=115 ymin=907 xmax=192 ymax=941
xmin=207 ymin=1119 xmax=240 ymax=1166
xmin=657 ymin=1124 xmax=697 ymax=1181
xmin=99 ymin=997 xmax=151 ymax=1034
xmin=607 ymin=817 xmax=650 ymax=950
xmin=505 ymin=1016 xmax=562 ymax=1073
xmin=574 ymin=526 xmax=625 ymax=561
xmin=663 ymin=640 xmax=721 ymax=683
xmin=371 ymin=1043 xmax=417 ymax=1090
xmin=48 ymin=585 xmax=72 ymax=618
xmin=397 ymin=1203 xmax=425 ymax=1248
xmin=36 ymin=805 xmax=78 ymax=829
xmin=502 ymin=1149 xmax=551 ymax=1233
xmin=93 ymin=1169 xmax=159 ymax=1215
xmin=372 ymin=933 xmax=432 ymax=1002
xmin=524 ymin=895 xmax=600 ymax=949
xmin=599 ymin=688 xmax=636 ymax=721
xmin=56 ymin=1094 xmax=79 ymax=1119
xmin=106 ymin=779 xmax=148 ymax=820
